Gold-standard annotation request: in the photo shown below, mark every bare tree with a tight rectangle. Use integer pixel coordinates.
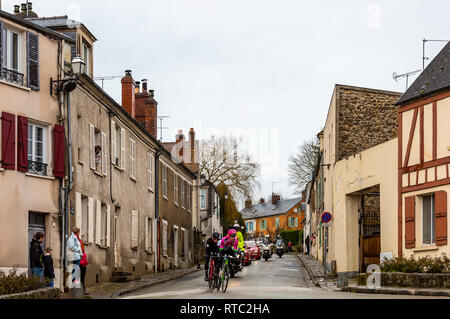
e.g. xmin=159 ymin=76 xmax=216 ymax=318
xmin=200 ymin=135 xmax=260 ymax=201
xmin=288 ymin=137 xmax=320 ymax=192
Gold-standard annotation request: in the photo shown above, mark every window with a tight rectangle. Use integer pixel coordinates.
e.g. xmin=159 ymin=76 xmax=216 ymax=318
xmin=148 ymin=153 xmax=154 ymax=191
xmin=246 ymin=222 xmax=253 ymax=231
xmin=260 ymin=220 xmax=267 ymax=230
xmin=174 ymin=174 xmax=179 ymax=205
xmin=200 ymin=189 xmax=207 ymax=209
xmin=81 ymin=195 xmax=89 ymax=242
xmin=162 ymin=219 xmax=168 ymax=257
xmin=423 ymin=194 xmax=435 ymax=245
xmin=181 ymin=180 xmax=185 ymax=209
xmin=131 ymin=210 xmax=139 ymax=249
xmin=77 ymin=115 xmax=83 ymax=162
xmin=162 ymin=164 xmax=168 ymax=199
xmin=181 ymin=228 xmax=185 ymax=259
xmin=288 ymin=217 xmax=298 ymax=228
xmin=184 ymin=229 xmax=189 ymax=260
xmin=82 ymin=41 xmax=91 ymax=76
xmin=275 ymin=217 xmax=280 ymax=229
xmin=130 ymin=138 xmax=136 ymax=180
xmin=27 ymin=123 xmax=47 ymax=175
xmin=1 ymin=27 xmax=22 ymax=85
xmin=90 ymin=124 xmax=106 ymax=175
xmin=100 ymin=204 xmax=107 ymax=246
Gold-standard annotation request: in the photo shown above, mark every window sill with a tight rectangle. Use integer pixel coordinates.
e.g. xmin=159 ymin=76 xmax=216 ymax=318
xmin=0 ymin=79 xmax=30 ymax=91
xmin=130 ymin=176 xmax=137 ymax=182
xmin=163 ymin=196 xmax=168 ymax=201
xmin=97 ymin=244 xmax=109 ymax=250
xmin=412 ymin=245 xmax=439 ymax=252
xmin=146 ymin=250 xmax=153 ymax=255
xmin=113 ymin=164 xmax=123 ymax=172
xmin=93 ymin=170 xmax=104 ymax=177
xmin=148 ymin=187 xmax=154 ymax=193
xmin=25 ymin=173 xmax=55 ymax=180
xmin=78 ymin=160 xmax=84 ymax=165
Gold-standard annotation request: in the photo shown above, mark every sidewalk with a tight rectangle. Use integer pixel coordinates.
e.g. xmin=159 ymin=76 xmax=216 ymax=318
xmin=61 ymin=267 xmax=200 ymax=299
xmin=297 ymin=254 xmax=336 ymax=289
xmin=338 ymin=281 xmax=450 ymax=297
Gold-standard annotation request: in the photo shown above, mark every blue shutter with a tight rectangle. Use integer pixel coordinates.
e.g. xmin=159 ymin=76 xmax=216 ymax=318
xmin=27 ymin=31 xmax=39 ymax=90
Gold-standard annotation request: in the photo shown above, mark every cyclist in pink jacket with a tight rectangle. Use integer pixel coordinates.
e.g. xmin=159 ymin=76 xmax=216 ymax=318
xmin=220 ymin=229 xmax=238 ymax=255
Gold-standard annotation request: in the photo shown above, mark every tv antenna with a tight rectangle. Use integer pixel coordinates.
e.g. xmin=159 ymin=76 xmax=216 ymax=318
xmin=271 ymin=181 xmax=280 ymax=194
xmin=392 ymin=70 xmax=421 ymax=90
xmin=422 ymin=39 xmax=450 ymax=70
xmin=157 ymin=116 xmax=170 ymax=141
xmin=93 ymin=75 xmax=123 ymax=90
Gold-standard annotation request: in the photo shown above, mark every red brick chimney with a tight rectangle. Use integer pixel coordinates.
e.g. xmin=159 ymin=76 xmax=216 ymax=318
xmin=121 ymin=70 xmax=136 ymax=118
xmin=245 ymin=199 xmax=253 ymax=208
xmin=135 ymin=79 xmax=158 ymax=137
xmin=271 ymin=193 xmax=281 ymax=204
xmin=259 ymin=198 xmax=265 ymax=204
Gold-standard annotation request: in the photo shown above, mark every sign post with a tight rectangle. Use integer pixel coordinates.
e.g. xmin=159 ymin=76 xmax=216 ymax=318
xmin=321 ymin=212 xmax=333 ymax=275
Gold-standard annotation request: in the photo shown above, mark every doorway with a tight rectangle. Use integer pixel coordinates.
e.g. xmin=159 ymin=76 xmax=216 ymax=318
xmin=28 ymin=212 xmax=46 ymax=273
xmin=358 ymin=186 xmax=381 ymax=273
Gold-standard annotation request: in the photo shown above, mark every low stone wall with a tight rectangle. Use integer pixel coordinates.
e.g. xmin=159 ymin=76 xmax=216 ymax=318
xmin=357 ymin=272 xmax=450 ymax=288
xmin=0 ymin=287 xmax=60 ymax=299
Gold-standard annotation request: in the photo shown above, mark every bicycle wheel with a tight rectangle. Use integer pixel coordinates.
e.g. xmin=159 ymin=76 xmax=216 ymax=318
xmin=216 ymin=266 xmax=223 ymax=292
xmin=221 ymin=264 xmax=230 ymax=293
xmin=208 ymin=261 xmax=215 ymax=291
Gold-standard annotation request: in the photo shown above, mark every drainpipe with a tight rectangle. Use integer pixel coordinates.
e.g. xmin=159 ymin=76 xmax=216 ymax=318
xmin=108 ymin=110 xmax=116 ymax=204
xmin=154 ymin=145 xmax=163 ymax=273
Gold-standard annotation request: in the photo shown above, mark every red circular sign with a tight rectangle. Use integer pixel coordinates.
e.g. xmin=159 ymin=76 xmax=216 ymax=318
xmin=321 ymin=212 xmax=332 ymax=223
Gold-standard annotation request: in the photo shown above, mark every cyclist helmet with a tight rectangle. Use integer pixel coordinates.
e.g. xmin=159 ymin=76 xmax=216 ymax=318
xmin=233 ymin=223 xmax=240 ymax=229
xmin=228 ymin=229 xmax=237 ymax=237
xmin=212 ymin=232 xmax=220 ymax=239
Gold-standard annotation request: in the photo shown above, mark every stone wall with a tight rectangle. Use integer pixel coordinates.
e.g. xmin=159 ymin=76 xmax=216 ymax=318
xmin=0 ymin=288 xmax=60 ymax=299
xmin=337 ymin=86 xmax=401 ymax=160
xmin=357 ymin=272 xmax=450 ymax=288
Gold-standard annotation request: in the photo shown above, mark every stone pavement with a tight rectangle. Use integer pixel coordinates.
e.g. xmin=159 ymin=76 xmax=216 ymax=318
xmin=297 ymin=254 xmax=336 ymax=289
xmin=61 ymin=267 xmax=200 ymax=299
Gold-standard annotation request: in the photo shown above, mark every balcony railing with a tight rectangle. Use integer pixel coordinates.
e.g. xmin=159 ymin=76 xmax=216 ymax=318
xmin=1 ymin=67 xmax=24 ymax=87
xmin=28 ymin=161 xmax=48 ymax=176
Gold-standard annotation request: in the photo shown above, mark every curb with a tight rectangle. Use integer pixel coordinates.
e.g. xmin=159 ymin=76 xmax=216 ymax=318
xmin=296 ymin=254 xmax=321 ymax=288
xmin=340 ymin=286 xmax=450 ymax=297
xmin=112 ymin=268 xmax=200 ymax=298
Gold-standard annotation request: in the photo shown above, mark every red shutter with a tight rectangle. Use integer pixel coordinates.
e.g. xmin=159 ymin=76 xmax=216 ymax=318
xmin=435 ymin=191 xmax=448 ymax=246
xmin=17 ymin=116 xmax=28 ymax=172
xmin=1 ymin=112 xmax=16 ymax=170
xmin=54 ymin=125 xmax=65 ymax=178
xmin=405 ymin=196 xmax=416 ymax=249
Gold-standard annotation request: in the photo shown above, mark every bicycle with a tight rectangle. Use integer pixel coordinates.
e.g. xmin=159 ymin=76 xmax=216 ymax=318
xmin=217 ymin=253 xmax=230 ymax=293
xmin=207 ymin=253 xmax=219 ymax=291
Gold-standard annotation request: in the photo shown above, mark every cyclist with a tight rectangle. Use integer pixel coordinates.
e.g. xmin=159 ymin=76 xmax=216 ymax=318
xmin=217 ymin=229 xmax=239 ymax=270
xmin=204 ymin=232 xmax=221 ymax=281
xmin=233 ymin=223 xmax=245 ymax=270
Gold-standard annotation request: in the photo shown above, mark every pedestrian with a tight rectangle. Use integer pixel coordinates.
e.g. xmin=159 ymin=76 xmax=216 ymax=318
xmin=75 ymin=230 xmax=89 ymax=294
xmin=305 ymin=235 xmax=310 ymax=255
xmin=43 ymin=247 xmax=55 ymax=287
xmin=67 ymin=227 xmax=83 ymax=287
xmin=288 ymin=241 xmax=292 ymax=252
xmin=30 ymin=232 xmax=45 ymax=280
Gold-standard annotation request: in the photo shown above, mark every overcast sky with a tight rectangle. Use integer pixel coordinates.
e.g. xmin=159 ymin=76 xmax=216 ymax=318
xmin=4 ymin=0 xmax=449 ymax=205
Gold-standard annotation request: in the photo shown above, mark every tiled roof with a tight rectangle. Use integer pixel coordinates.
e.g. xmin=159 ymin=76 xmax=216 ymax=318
xmin=240 ymin=197 xmax=302 ymax=219
xmin=396 ymin=42 xmax=450 ymax=105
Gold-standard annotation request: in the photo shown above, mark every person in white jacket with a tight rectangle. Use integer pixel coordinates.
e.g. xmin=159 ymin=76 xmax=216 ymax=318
xmin=67 ymin=227 xmax=82 ymax=285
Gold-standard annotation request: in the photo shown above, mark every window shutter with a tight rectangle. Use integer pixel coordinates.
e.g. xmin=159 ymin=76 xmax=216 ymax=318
xmin=0 ymin=20 xmax=3 ymax=76
xmin=27 ymin=31 xmax=39 ymax=91
xmin=54 ymin=125 xmax=65 ymax=178
xmin=88 ymin=197 xmax=94 ymax=243
xmin=96 ymin=200 xmax=101 ymax=245
xmin=1 ymin=112 xmax=15 ymax=170
xmin=435 ymin=191 xmax=448 ymax=246
xmin=405 ymin=196 xmax=416 ymax=249
xmin=75 ymin=192 xmax=82 ymax=231
xmin=111 ymin=120 xmax=116 ymax=163
xmin=106 ymin=205 xmax=111 ymax=247
xmin=89 ymin=124 xmax=95 ymax=169
xmin=131 ymin=210 xmax=139 ymax=248
xmin=120 ymin=128 xmax=126 ymax=170
xmin=101 ymin=132 xmax=107 ymax=176
xmin=17 ymin=116 xmax=28 ymax=172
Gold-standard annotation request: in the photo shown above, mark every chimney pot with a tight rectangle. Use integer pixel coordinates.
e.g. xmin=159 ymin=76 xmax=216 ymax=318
xmin=149 ymin=89 xmax=154 ymax=97
xmin=21 ymin=3 xmax=26 ymax=11
xmin=271 ymin=193 xmax=281 ymax=204
xmin=14 ymin=5 xmax=20 ymax=13
xmin=141 ymin=79 xmax=148 ymax=93
xmin=125 ymin=70 xmax=132 ymax=77
xmin=245 ymin=199 xmax=253 ymax=208
xmin=135 ymin=81 xmax=140 ymax=94
xmin=260 ymin=198 xmax=265 ymax=204
xmin=28 ymin=2 xmax=32 ymax=11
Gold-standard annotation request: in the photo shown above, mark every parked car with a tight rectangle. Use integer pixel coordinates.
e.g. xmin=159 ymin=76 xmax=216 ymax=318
xmin=243 ymin=244 xmax=252 ymax=266
xmin=245 ymin=241 xmax=261 ymax=260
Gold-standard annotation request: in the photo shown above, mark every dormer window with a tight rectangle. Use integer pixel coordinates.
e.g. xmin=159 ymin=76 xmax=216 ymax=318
xmin=81 ymin=40 xmax=91 ymax=76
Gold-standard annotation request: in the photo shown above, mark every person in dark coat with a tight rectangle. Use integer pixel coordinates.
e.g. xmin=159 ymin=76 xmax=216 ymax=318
xmin=43 ymin=247 xmax=55 ymax=287
xmin=204 ymin=232 xmax=220 ymax=281
xmin=305 ymin=235 xmax=310 ymax=255
xmin=30 ymin=232 xmax=45 ymax=279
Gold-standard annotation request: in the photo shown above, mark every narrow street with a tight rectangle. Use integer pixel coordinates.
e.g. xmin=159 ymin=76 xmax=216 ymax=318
xmin=121 ymin=254 xmax=437 ymax=299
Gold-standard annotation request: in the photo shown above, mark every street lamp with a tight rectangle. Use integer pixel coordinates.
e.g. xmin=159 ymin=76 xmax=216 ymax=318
xmin=71 ymin=55 xmax=86 ymax=76
xmin=50 ymin=55 xmax=86 ymax=95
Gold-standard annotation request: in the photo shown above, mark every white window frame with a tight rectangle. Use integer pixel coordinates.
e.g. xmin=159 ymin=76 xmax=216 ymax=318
xmin=181 ymin=180 xmax=185 ymax=209
xmin=2 ymin=27 xmax=22 ymax=73
xmin=200 ymin=188 xmax=207 ymax=210
xmin=422 ymin=194 xmax=436 ymax=245
xmin=28 ymin=122 xmax=48 ymax=171
xmin=162 ymin=164 xmax=168 ymax=200
xmin=82 ymin=41 xmax=91 ymax=76
xmin=130 ymin=138 xmax=136 ymax=180
xmin=162 ymin=219 xmax=168 ymax=257
xmin=174 ymin=174 xmax=179 ymax=206
xmin=145 ymin=217 xmax=153 ymax=253
xmin=187 ymin=184 xmax=191 ymax=212
xmin=148 ymin=152 xmax=154 ymax=191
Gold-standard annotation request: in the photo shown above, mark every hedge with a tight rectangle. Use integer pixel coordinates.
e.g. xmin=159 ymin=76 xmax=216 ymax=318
xmin=0 ymin=269 xmax=50 ymax=296
xmin=280 ymin=229 xmax=303 ymax=246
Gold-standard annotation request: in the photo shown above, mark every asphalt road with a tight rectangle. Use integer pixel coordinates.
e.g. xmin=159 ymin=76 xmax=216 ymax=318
xmin=121 ymin=254 xmax=440 ymax=299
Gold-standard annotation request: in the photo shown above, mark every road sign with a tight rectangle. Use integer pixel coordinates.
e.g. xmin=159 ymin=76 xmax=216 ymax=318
xmin=321 ymin=212 xmax=332 ymax=223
